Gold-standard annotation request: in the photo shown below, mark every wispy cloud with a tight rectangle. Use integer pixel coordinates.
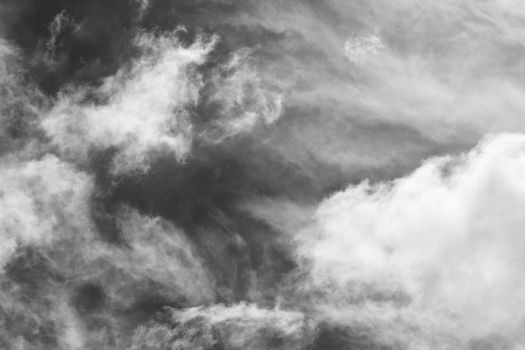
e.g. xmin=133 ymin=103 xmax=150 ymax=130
xmin=2 ymin=0 xmax=525 ymax=349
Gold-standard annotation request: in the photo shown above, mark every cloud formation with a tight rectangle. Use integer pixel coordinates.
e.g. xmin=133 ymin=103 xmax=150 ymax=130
xmin=43 ymin=31 xmax=216 ymax=174
xmin=0 ymin=155 xmax=92 ymax=268
xmin=296 ymin=133 xmax=525 ymax=348
xmin=2 ymin=0 xmax=525 ymax=349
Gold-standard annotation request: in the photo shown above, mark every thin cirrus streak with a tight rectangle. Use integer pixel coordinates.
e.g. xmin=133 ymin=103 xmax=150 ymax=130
xmin=1 ymin=0 xmax=525 ymax=349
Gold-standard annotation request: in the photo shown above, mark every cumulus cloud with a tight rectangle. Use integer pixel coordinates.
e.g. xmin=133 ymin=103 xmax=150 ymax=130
xmin=295 ymin=133 xmax=525 ymax=348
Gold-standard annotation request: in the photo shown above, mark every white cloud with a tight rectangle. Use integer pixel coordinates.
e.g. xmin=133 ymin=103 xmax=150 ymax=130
xmin=131 ymin=303 xmax=311 ymax=350
xmin=0 ymin=155 xmax=92 ymax=269
xmin=43 ymin=30 xmax=217 ymax=174
xmin=203 ymin=48 xmax=285 ymax=142
xmin=135 ymin=0 xmax=151 ymax=16
xmin=236 ymin=0 xmax=525 ymax=176
xmin=343 ymin=34 xmax=384 ymax=63
xmin=45 ymin=11 xmax=78 ymax=61
xmin=295 ymin=133 xmax=525 ymax=348
xmin=6 ymin=1 xmax=525 ymax=348
xmin=338 ymin=0 xmax=525 ymax=143
xmin=43 ymin=29 xmax=285 ymax=174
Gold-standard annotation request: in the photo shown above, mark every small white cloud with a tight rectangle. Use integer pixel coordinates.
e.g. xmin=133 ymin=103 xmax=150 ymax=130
xmin=343 ymin=34 xmax=384 ymax=63
xmin=135 ymin=0 xmax=151 ymax=15
xmin=46 ymin=11 xmax=78 ymax=60
xmin=203 ymin=48 xmax=285 ymax=142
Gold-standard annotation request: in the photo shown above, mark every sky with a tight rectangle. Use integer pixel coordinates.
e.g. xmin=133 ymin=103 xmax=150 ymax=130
xmin=1 ymin=0 xmax=525 ymax=349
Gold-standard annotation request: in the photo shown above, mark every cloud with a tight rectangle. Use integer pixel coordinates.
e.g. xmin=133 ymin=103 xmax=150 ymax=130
xmin=135 ymin=0 xmax=151 ymax=16
xmin=76 ymin=207 xmax=215 ymax=307
xmin=295 ymin=133 xmax=525 ymax=348
xmin=43 ymin=30 xmax=217 ymax=174
xmin=131 ymin=303 xmax=312 ymax=350
xmin=343 ymin=34 xmax=384 ymax=63
xmin=225 ymin=0 xmax=525 ymax=178
xmin=0 ymin=154 xmax=93 ymax=349
xmin=44 ymin=10 xmax=79 ymax=64
xmin=0 ymin=39 xmax=44 ymax=155
xmin=351 ymin=0 xmax=525 ymax=142
xmin=0 ymin=155 xmax=92 ymax=268
xmin=43 ymin=28 xmax=286 ymax=174
xmin=6 ymin=0 xmax=525 ymax=348
xmin=201 ymin=48 xmax=285 ymax=142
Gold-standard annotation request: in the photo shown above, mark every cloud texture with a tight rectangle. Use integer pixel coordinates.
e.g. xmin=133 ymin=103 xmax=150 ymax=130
xmin=1 ymin=0 xmax=525 ymax=349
